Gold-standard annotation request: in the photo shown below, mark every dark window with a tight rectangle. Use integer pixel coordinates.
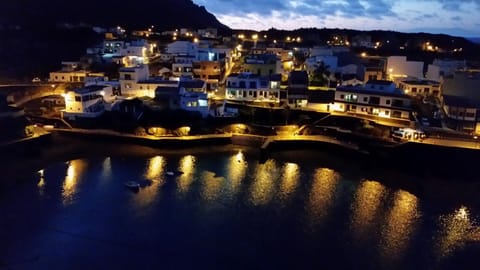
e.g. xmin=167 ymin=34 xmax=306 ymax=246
xmin=424 ymin=87 xmax=430 ymax=93
xmin=392 ymin=99 xmax=404 ymax=107
xmin=257 ymin=69 xmax=261 ymax=75
xmin=124 ymin=74 xmax=132 ymax=80
xmin=340 ymin=94 xmax=345 ymax=99
xmin=369 ymin=96 xmax=380 ymax=105
xmin=392 ymin=111 xmax=402 ymax=118
xmin=386 ymin=99 xmax=391 ymax=105
xmin=75 ymin=96 xmax=81 ymax=102
xmin=249 ymin=81 xmax=257 ymax=89
xmin=466 ymin=112 xmax=475 ymax=118
xmin=412 ymin=87 xmax=417 ymax=93
xmin=239 ymin=81 xmax=246 ymax=88
xmin=363 ymin=97 xmax=368 ymax=102
xmin=385 ymin=110 xmax=390 ymax=116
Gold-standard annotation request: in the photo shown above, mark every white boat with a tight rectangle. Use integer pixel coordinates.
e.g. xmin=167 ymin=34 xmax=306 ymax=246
xmin=124 ymin=181 xmax=140 ymax=190
xmin=166 ymin=170 xmax=184 ymax=176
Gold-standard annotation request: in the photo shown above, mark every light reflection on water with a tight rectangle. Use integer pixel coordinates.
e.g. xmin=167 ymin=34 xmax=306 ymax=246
xmin=131 ymin=156 xmax=166 ymax=210
xmin=226 ymin=150 xmax=247 ymax=194
xmin=436 ymin=206 xmax=480 ymax=259
xmin=379 ymin=190 xmax=421 ymax=262
xmin=101 ymin=157 xmax=112 ymax=180
xmin=249 ymin=159 xmax=280 ymax=206
xmin=201 ymin=171 xmax=225 ymax=202
xmin=278 ymin=162 xmax=300 ymax=203
xmin=305 ymin=168 xmax=339 ymax=229
xmin=176 ymin=155 xmax=196 ymax=195
xmin=350 ymin=180 xmax=387 ymax=241
xmin=26 ymin=152 xmax=480 ymax=267
xmin=62 ymin=159 xmax=88 ymax=205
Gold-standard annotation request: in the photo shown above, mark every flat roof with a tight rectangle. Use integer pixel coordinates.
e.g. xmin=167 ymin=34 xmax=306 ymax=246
xmin=337 ymin=86 xmax=408 ymax=99
xmin=74 ymin=85 xmax=106 ymax=94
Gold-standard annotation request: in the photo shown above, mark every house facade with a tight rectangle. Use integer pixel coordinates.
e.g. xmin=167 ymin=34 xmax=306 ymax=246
xmin=62 ymin=85 xmax=114 ymax=120
xmin=333 ymin=80 xmax=412 ymax=125
xmin=225 ymin=73 xmax=282 ymax=104
xmin=49 ymin=71 xmax=105 ymax=83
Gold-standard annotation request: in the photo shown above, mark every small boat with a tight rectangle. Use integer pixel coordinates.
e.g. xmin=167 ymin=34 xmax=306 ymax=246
xmin=124 ymin=181 xmax=140 ymax=190
xmin=166 ymin=170 xmax=184 ymax=176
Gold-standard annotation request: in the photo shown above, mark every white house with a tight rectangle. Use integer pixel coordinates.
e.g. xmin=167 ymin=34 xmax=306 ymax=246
xmin=62 ymin=85 xmax=114 ymax=120
xmin=333 ymin=80 xmax=412 ymax=125
xmin=387 ymin=56 xmax=424 ymax=80
xmin=166 ymin=41 xmax=198 ymax=56
xmin=49 ymin=71 xmax=105 ymax=83
xmin=225 ymin=73 xmax=282 ymax=104
xmin=426 ymin=59 xmax=467 ymax=81
xmin=179 ymin=85 xmax=209 ymax=118
xmin=305 ymin=55 xmax=338 ymax=75
xmin=119 ymin=65 xmax=150 ymax=96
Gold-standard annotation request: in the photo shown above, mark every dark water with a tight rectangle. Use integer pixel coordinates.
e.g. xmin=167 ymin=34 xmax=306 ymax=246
xmin=1 ymin=149 xmax=479 ymax=269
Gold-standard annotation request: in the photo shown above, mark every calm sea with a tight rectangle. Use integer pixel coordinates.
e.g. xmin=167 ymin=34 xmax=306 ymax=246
xmin=0 ymin=148 xmax=479 ymax=269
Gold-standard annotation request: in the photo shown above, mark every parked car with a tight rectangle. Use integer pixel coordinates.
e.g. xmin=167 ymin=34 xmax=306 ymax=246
xmin=32 ymin=77 xmax=41 ymax=83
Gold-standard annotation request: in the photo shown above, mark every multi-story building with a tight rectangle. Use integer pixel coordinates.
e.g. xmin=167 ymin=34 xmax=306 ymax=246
xmin=333 ymin=80 xmax=412 ymax=125
xmin=193 ymin=61 xmax=222 ymax=91
xmin=225 ymin=72 xmax=282 ymax=105
xmin=387 ymin=56 xmax=424 ymax=80
xmin=287 ymin=71 xmax=309 ymax=108
xmin=398 ymin=79 xmax=441 ymax=97
xmin=242 ymin=54 xmax=281 ymax=76
xmin=62 ymin=85 xmax=115 ymax=120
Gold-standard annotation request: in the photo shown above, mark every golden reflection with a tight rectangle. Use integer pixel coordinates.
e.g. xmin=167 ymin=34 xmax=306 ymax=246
xmin=177 ymin=155 xmax=196 ymax=194
xmin=278 ymin=163 xmax=300 ymax=202
xmin=380 ymin=190 xmax=420 ymax=261
xmin=306 ymin=168 xmax=339 ymax=228
xmin=145 ymin=156 xmax=165 ymax=182
xmin=37 ymin=169 xmax=46 ymax=197
xmin=249 ymin=159 xmax=280 ymax=206
xmin=101 ymin=157 xmax=112 ymax=179
xmin=350 ymin=180 xmax=387 ymax=240
xmin=62 ymin=159 xmax=88 ymax=205
xmin=132 ymin=156 xmax=166 ymax=209
xmin=201 ymin=171 xmax=225 ymax=202
xmin=227 ymin=151 xmax=247 ymax=194
xmin=436 ymin=206 xmax=479 ymax=259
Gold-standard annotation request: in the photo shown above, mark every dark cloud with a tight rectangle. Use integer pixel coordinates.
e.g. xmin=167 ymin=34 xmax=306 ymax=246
xmin=437 ymin=0 xmax=480 ymax=10
xmin=198 ymin=0 xmax=396 ymax=18
xmin=451 ymin=16 xmax=462 ymax=21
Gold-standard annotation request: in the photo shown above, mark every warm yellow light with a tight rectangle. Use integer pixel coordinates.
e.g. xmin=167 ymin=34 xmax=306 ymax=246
xmin=361 ymin=52 xmax=367 ymax=58
xmin=193 ymin=38 xmax=199 ymax=43
xmin=145 ymin=156 xmax=165 ymax=181
xmin=252 ymin=34 xmax=258 ymax=40
xmin=238 ymin=34 xmax=245 ymax=39
xmin=296 ymin=37 xmax=301 ymax=42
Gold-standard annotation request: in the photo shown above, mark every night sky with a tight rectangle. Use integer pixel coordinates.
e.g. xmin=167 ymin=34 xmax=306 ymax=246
xmin=194 ymin=0 xmax=480 ymax=37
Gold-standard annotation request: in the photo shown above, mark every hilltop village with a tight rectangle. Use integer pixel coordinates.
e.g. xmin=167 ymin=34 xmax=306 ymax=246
xmin=2 ymin=25 xmax=480 ymax=151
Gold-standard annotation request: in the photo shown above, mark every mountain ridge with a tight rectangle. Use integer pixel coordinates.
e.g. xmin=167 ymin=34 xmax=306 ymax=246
xmin=0 ymin=0 xmax=229 ymax=31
